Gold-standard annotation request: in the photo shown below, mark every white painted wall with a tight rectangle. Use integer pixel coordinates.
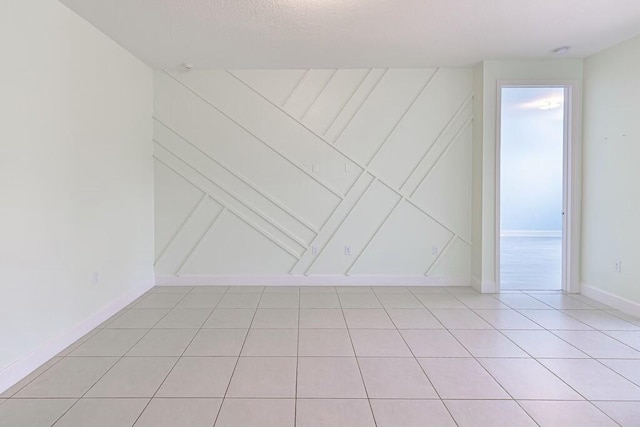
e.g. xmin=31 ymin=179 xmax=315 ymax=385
xmin=154 ymin=68 xmax=474 ymax=282
xmin=582 ymin=34 xmax=640 ymax=309
xmin=0 ymin=0 xmax=153 ymax=390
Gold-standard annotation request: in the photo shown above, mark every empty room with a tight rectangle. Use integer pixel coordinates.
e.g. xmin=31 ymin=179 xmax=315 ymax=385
xmin=2 ymin=0 xmax=640 ymax=426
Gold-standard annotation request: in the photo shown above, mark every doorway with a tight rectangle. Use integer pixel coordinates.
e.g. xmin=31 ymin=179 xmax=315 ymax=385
xmin=498 ymin=86 xmax=567 ymax=291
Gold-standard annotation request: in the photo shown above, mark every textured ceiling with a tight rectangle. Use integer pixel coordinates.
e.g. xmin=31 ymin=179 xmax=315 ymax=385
xmin=59 ymin=0 xmax=640 ymax=69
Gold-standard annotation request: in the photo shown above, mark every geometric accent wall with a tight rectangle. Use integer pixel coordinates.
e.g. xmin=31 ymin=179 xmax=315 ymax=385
xmin=153 ymin=68 xmax=473 ymax=280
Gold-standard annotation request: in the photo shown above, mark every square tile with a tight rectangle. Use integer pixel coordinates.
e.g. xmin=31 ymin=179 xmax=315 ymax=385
xmin=226 ymin=357 xmax=296 ymax=398
xmin=475 ymin=310 xmax=542 ymax=330
xmin=359 ymin=358 xmax=437 ymax=398
xmin=86 ymin=357 xmax=176 ymax=397
xmin=241 ymin=329 xmax=298 ymax=356
xmin=263 ymin=286 xmax=300 ymax=293
xmin=350 ymin=329 xmax=413 ymax=357
xmin=154 ymin=308 xmax=212 ymax=329
xmin=184 ymin=329 xmax=248 ymax=356
xmin=127 ymin=329 xmax=197 ymax=356
xmin=217 ymin=294 xmax=261 ymax=309
xmin=501 ymin=330 xmax=589 ymax=358
xmin=176 ymin=293 xmax=223 ymax=309
xmin=562 ymin=310 xmax=640 ymax=331
xmin=300 ymin=286 xmax=336 ymax=293
xmin=298 ymin=329 xmax=354 ymax=356
xmin=445 ymin=400 xmax=537 ymax=427
xmin=251 ymin=309 xmax=298 ymax=328
xmin=296 ymin=399 xmax=374 ymax=427
xmin=343 ymin=309 xmax=395 ymax=329
xmin=370 ymin=400 xmax=456 ymax=427
xmin=408 ymin=286 xmax=450 ymax=293
xmin=0 ymin=357 xmax=62 ymax=398
xmin=54 ymin=398 xmax=148 ymax=427
xmin=106 ymin=309 xmax=169 ymax=328
xmin=552 ymin=330 xmax=640 ymax=358
xmin=540 ymin=358 xmax=640 ymax=400
xmin=519 ymin=309 xmax=592 ymax=330
xmin=0 ymin=399 xmax=75 ymax=427
xmin=519 ymin=401 xmax=619 ymax=427
xmin=530 ymin=294 xmax=598 ymax=310
xmin=152 ymin=286 xmax=192 ymax=293
xmin=336 ymin=286 xmax=373 ymax=294
xmin=604 ymin=330 xmax=640 ymax=351
xmin=446 ymin=286 xmax=479 ymax=294
xmin=203 ymin=309 xmax=255 ymax=328
xmin=418 ymin=358 xmax=509 ymax=399
xmin=495 ymin=293 xmax=552 ymax=309
xmin=190 ymin=286 xmax=229 ymax=293
xmin=593 ymin=401 xmax=640 ymax=427
xmin=132 ymin=293 xmax=184 ymax=309
xmin=297 ymin=357 xmax=366 ymax=398
xmin=299 ymin=309 xmax=346 ymax=328
xmin=56 ymin=330 xmax=99 ymax=355
xmin=372 ymin=286 xmax=411 ymax=294
xmin=599 ymin=359 xmax=640 ymax=384
xmin=400 ymin=330 xmax=470 ymax=357
xmin=451 ymin=330 xmax=529 ymax=357
xmin=479 ymin=358 xmax=582 ymax=400
xmin=431 ymin=309 xmax=493 ymax=329
xmin=416 ymin=294 xmax=466 ymax=309
xmin=258 ymin=293 xmax=299 ymax=308
xmin=377 ymin=293 xmax=423 ymax=309
xmin=215 ymin=398 xmax=294 ymax=427
xmin=300 ymin=293 xmax=341 ymax=308
xmin=454 ymin=294 xmax=509 ymax=309
xmin=134 ymin=398 xmax=222 ymax=427
xmin=226 ymin=286 xmax=264 ymax=293
xmin=338 ymin=293 xmax=382 ymax=308
xmin=386 ymin=309 xmax=443 ymax=329
xmin=156 ymin=357 xmax=236 ymax=397
xmin=15 ymin=357 xmax=117 ymax=398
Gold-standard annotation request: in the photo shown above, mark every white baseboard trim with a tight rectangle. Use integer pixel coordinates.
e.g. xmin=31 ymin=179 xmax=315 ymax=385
xmin=155 ymin=274 xmax=471 ymax=287
xmin=0 ymin=281 xmax=153 ymax=394
xmin=581 ymin=283 xmax=640 ymax=318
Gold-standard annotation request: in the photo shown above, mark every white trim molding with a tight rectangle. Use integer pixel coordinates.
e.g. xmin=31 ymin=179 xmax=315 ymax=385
xmin=0 ymin=281 xmax=154 ymax=394
xmin=155 ymin=274 xmax=471 ymax=287
xmin=581 ymin=283 xmax=640 ymax=319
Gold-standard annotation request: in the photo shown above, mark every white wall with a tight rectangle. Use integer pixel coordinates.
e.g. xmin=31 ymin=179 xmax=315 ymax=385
xmin=0 ymin=0 xmax=153 ymax=390
xmin=582 ymin=34 xmax=640 ymax=310
xmin=154 ymin=68 xmax=474 ymax=282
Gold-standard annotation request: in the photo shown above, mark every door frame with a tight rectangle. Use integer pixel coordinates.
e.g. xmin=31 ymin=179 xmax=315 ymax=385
xmin=495 ymin=80 xmax=582 ymax=293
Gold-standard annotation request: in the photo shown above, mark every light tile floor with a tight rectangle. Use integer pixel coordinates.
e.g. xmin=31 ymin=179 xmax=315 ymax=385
xmin=1 ymin=286 xmax=640 ymax=426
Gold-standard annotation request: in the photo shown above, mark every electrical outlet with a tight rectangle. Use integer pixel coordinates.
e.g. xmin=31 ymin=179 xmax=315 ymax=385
xmin=613 ymin=261 xmax=622 ymax=273
xmin=311 ymin=246 xmax=318 ymax=256
xmin=432 ymin=246 xmax=439 ymax=256
xmin=91 ymin=271 xmax=100 ymax=286
xmin=344 ymin=245 xmax=352 ymax=256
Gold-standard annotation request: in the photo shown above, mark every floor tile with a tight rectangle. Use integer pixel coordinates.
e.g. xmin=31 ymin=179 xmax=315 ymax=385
xmin=416 ymin=293 xmax=467 ymax=309
xmin=343 ymin=308 xmax=395 ymax=329
xmin=370 ymin=399 xmax=456 ymax=427
xmin=377 ymin=293 xmax=423 ymax=309
xmin=418 ymin=358 xmax=509 ymax=399
xmin=386 ymin=309 xmax=443 ymax=329
xmin=127 ymin=329 xmax=197 ymax=356
xmin=154 ymin=308 xmax=212 ymax=329
xmin=299 ymin=293 xmax=341 ymax=308
xmin=134 ymin=398 xmax=222 ymax=427
xmin=349 ymin=329 xmax=413 ymax=357
xmin=552 ymin=330 xmax=640 ymax=358
xmin=299 ymin=286 xmax=336 ymax=294
xmin=296 ymin=399 xmax=374 ymax=427
xmin=132 ymin=292 xmax=184 ymax=309
xmin=190 ymin=286 xmax=229 ymax=293
xmin=176 ymin=293 xmax=223 ymax=309
xmin=531 ymin=294 xmax=598 ymax=310
xmin=569 ymin=294 xmax=613 ymax=309
xmin=0 ymin=357 xmax=62 ymax=398
xmin=408 ymin=286 xmax=451 ymax=293
xmin=86 ymin=357 xmax=176 ymax=397
xmin=495 ymin=293 xmax=553 ymax=309
xmin=431 ymin=309 xmax=493 ymax=329
xmin=400 ymin=330 xmax=471 ymax=357
xmin=184 ymin=329 xmax=247 ymax=356
xmin=540 ymin=358 xmax=640 ymax=400
xmin=479 ymin=358 xmax=583 ymax=400
xmin=217 ymin=294 xmax=261 ymax=309
xmin=56 ymin=330 xmax=99 ymax=355
xmin=251 ymin=309 xmax=298 ymax=328
xmin=475 ymin=309 xmax=542 ymax=330
xmin=299 ymin=309 xmax=346 ymax=328
xmin=338 ymin=293 xmax=382 ymax=308
xmin=16 ymin=357 xmax=117 ymax=398
xmin=336 ymin=286 xmax=374 ymax=294
xmin=0 ymin=399 xmax=75 ymax=427
xmin=54 ymin=398 xmax=148 ymax=427
xmin=454 ymin=294 xmax=509 ymax=309
xmin=298 ymin=329 xmax=354 ymax=356
xmin=203 ymin=309 xmax=255 ymax=328
xmin=451 ymin=330 xmax=529 ymax=357
xmin=263 ymin=286 xmax=299 ymax=294
xmin=359 ymin=358 xmax=437 ymax=398
xmin=215 ymin=398 xmax=294 ymax=427
xmin=519 ymin=309 xmax=592 ymax=330
xmin=156 ymin=357 xmax=236 ymax=397
xmin=226 ymin=286 xmax=264 ymax=294
xmin=519 ymin=400 xmax=619 ymax=427
xmin=258 ymin=293 xmax=299 ymax=308
xmin=593 ymin=401 xmax=640 ymax=427
xmin=607 ymin=310 xmax=640 ymax=327
xmin=561 ymin=310 xmax=640 ymax=331
xmin=446 ymin=286 xmax=479 ymax=294
xmin=372 ymin=286 xmax=411 ymax=294
xmin=604 ymin=330 xmax=640 ymax=351
xmin=445 ymin=400 xmax=537 ymax=427
xmin=227 ymin=357 xmax=296 ymax=398
xmin=297 ymin=357 xmax=366 ymax=398
xmin=106 ymin=309 xmax=169 ymax=328
xmin=241 ymin=329 xmax=298 ymax=356
xmin=152 ymin=286 xmax=192 ymax=293
xmin=599 ymin=359 xmax=640 ymax=384
xmin=501 ymin=330 xmax=589 ymax=358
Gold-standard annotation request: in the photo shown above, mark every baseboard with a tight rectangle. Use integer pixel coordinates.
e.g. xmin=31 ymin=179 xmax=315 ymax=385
xmin=155 ymin=274 xmax=471 ymax=286
xmin=581 ymin=283 xmax=640 ymax=318
xmin=0 ymin=281 xmax=154 ymax=394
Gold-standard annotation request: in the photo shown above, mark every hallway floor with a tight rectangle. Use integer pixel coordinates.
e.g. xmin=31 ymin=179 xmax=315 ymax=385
xmin=1 ymin=286 xmax=640 ymax=426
